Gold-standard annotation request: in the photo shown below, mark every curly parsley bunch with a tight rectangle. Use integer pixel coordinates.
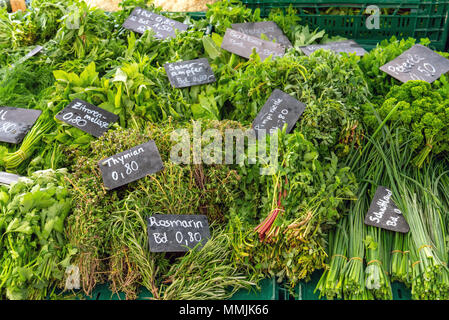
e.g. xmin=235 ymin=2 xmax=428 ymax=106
xmin=363 ymin=80 xmax=449 ymax=167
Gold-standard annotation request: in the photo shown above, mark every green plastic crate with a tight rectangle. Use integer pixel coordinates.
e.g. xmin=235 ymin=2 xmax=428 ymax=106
xmin=391 ymin=282 xmax=412 ymax=300
xmin=61 ymin=274 xmax=411 ymax=300
xmin=241 ymin=0 xmax=449 ymax=51
xmin=277 ymin=271 xmax=325 ymax=300
xmin=78 ymin=277 xmax=277 ymax=300
xmin=161 ymin=11 xmax=206 ymax=19
xmin=185 ymin=11 xmax=207 ymax=19
xmin=86 ymin=284 xmax=127 ymax=300
xmin=277 ymin=270 xmax=412 ymax=300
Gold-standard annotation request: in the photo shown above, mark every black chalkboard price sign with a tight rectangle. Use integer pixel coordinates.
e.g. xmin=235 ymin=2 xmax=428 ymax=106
xmin=164 ymin=58 xmax=216 ymax=88
xmin=0 ymin=106 xmax=42 ymax=144
xmin=364 ymin=186 xmax=410 ymax=233
xmin=252 ymin=89 xmax=306 ymax=136
xmin=98 ymin=140 xmax=164 ymax=190
xmin=299 ymin=40 xmax=367 ymax=56
xmin=231 ymin=21 xmax=293 ymax=49
xmin=147 ymin=214 xmax=211 ymax=252
xmin=221 ymin=29 xmax=285 ymax=62
xmin=122 ymin=7 xmax=189 ymax=40
xmin=55 ymin=99 xmax=118 ymax=138
xmin=379 ymin=44 xmax=449 ymax=83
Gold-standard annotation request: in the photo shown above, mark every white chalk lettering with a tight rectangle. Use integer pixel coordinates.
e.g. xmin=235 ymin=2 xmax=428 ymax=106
xmin=148 ymin=217 xmax=204 ymax=229
xmin=103 ymin=147 xmax=145 ymax=167
xmin=0 ymin=110 xmax=8 ymax=121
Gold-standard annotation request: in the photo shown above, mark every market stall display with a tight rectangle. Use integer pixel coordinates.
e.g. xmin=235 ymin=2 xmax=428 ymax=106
xmin=0 ymin=0 xmax=449 ymax=301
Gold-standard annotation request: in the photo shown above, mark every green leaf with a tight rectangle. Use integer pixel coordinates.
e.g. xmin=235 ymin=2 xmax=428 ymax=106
xmin=98 ymin=102 xmax=116 ymax=114
xmin=79 ymin=62 xmax=98 ymax=87
xmin=113 ymin=68 xmax=128 ymax=84
xmin=203 ymin=35 xmax=221 ymax=60
xmin=73 ymin=134 xmax=93 ymax=145
xmin=211 ymin=33 xmax=223 ymax=47
xmin=6 ymin=287 xmax=28 ymax=300
xmin=5 ymin=218 xmax=33 ymax=235
xmin=192 ymin=94 xmax=219 ymax=120
xmin=17 ymin=267 xmax=33 ymax=282
xmin=53 ymin=70 xmax=71 ymax=84
xmin=115 ymin=83 xmax=122 ymax=109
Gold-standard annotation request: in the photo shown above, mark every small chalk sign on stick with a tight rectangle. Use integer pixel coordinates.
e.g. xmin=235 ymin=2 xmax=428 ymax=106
xmin=0 ymin=106 xmax=42 ymax=144
xmin=12 ymin=45 xmax=44 ymax=68
xmin=364 ymin=186 xmax=410 ymax=233
xmin=123 ymin=7 xmax=189 ymax=40
xmin=55 ymin=99 xmax=118 ymax=138
xmin=252 ymin=89 xmax=306 ymax=136
xmin=22 ymin=45 xmax=43 ymax=60
xmin=380 ymin=44 xmax=449 ymax=83
xmin=164 ymin=58 xmax=216 ymax=88
xmin=299 ymin=40 xmax=367 ymax=56
xmin=221 ymin=29 xmax=285 ymax=62
xmin=231 ymin=21 xmax=293 ymax=49
xmin=147 ymin=214 xmax=211 ymax=252
xmin=99 ymin=141 xmax=164 ymax=190
xmin=0 ymin=172 xmax=22 ymax=186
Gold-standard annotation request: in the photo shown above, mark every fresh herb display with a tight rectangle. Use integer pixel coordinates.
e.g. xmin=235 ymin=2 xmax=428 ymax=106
xmin=315 ymin=217 xmax=349 ymax=300
xmin=1 ymin=0 xmax=449 ymax=301
xmin=342 ymin=193 xmax=369 ymax=300
xmin=64 ymin=120 xmax=251 ymax=299
xmin=363 ymin=80 xmax=449 ymax=167
xmin=359 ymin=37 xmax=449 ymax=101
xmin=232 ymin=129 xmax=357 ymax=287
xmin=359 ymin=37 xmax=423 ymax=99
xmin=0 ymin=169 xmax=75 ymax=300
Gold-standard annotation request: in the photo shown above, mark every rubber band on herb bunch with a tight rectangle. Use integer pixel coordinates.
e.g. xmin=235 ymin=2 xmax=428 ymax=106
xmin=418 ymin=244 xmax=432 ymax=252
xmin=331 ymin=254 xmax=348 ymax=262
xmin=367 ymin=259 xmax=382 ymax=266
xmin=349 ymin=256 xmax=363 ymax=263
